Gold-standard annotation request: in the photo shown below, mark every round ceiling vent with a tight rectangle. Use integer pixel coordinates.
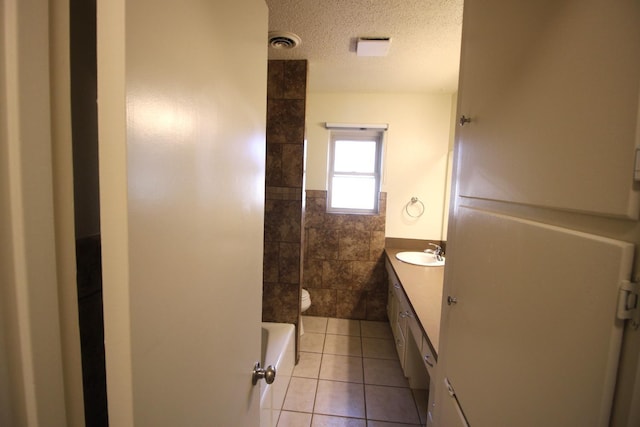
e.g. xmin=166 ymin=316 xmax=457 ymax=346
xmin=268 ymin=32 xmax=302 ymax=49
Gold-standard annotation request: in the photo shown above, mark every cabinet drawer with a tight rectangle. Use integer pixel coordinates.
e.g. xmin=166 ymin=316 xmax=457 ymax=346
xmin=421 ymin=335 xmax=436 ymax=377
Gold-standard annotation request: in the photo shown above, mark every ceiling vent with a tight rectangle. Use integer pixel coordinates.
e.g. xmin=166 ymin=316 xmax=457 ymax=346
xmin=356 ymin=37 xmax=391 ymax=57
xmin=268 ymin=32 xmax=302 ymax=50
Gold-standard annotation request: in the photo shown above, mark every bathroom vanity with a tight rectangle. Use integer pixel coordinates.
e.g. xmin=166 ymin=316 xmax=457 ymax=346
xmin=384 ymin=247 xmax=444 ymax=425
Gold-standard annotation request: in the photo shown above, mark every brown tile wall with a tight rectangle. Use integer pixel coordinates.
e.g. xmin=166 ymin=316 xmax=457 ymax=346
xmin=303 ymin=190 xmax=388 ymax=321
xmin=262 ymin=60 xmax=307 ymax=329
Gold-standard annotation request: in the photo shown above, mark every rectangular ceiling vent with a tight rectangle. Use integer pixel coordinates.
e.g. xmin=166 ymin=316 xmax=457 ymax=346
xmin=356 ymin=37 xmax=391 ymax=57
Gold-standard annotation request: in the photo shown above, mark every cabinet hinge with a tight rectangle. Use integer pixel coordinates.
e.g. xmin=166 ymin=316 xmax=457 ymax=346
xmin=617 ymin=280 xmax=640 ymax=329
xmin=444 ymin=377 xmax=456 ymax=397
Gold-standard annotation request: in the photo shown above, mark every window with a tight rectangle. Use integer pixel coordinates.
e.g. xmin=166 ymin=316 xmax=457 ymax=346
xmin=327 ymin=129 xmax=384 ymax=214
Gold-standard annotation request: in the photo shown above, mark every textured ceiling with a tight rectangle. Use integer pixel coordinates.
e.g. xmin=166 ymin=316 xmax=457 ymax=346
xmin=265 ymin=0 xmax=464 ymax=93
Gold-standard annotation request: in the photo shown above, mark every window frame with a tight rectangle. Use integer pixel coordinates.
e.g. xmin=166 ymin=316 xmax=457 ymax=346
xmin=327 ymin=129 xmax=384 ymax=214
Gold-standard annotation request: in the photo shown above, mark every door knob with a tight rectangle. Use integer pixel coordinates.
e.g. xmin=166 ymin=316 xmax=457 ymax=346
xmin=447 ymin=296 xmax=458 ymax=305
xmin=459 ymin=115 xmax=471 ymax=126
xmin=252 ymin=362 xmax=276 ymax=385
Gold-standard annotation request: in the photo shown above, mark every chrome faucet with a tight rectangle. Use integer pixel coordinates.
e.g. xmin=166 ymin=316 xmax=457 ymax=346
xmin=425 ymin=243 xmax=444 ymax=261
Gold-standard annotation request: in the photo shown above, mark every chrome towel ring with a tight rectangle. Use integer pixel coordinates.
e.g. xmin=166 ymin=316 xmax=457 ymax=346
xmin=405 ymin=197 xmax=425 ymax=218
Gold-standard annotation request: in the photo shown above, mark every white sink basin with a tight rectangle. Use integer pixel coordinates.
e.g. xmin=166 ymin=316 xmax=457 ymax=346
xmin=395 ymin=251 xmax=445 ymax=267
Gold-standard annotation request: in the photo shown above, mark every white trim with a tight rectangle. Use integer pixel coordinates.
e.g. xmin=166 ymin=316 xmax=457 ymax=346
xmin=325 ymin=122 xmax=388 ymax=131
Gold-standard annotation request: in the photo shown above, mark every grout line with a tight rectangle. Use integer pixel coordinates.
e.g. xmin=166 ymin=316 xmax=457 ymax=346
xmin=306 ymin=317 xmax=418 ymax=425
xmin=359 ymin=320 xmax=368 ymax=422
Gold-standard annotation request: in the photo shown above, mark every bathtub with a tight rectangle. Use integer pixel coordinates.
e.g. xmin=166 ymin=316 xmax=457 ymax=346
xmin=260 ymin=322 xmax=295 ymax=427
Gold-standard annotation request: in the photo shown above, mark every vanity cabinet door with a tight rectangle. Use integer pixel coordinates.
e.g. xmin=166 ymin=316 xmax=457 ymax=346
xmin=456 ymin=0 xmax=640 ymax=218
xmin=421 ymin=336 xmax=436 ymax=378
xmin=386 ymin=261 xmax=404 ymax=365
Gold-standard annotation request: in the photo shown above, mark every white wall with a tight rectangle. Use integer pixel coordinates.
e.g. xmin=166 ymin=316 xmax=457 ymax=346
xmin=306 ymin=92 xmax=454 ymax=240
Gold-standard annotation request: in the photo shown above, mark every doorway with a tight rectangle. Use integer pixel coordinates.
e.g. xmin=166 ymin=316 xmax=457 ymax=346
xmin=70 ymin=0 xmax=108 ymax=424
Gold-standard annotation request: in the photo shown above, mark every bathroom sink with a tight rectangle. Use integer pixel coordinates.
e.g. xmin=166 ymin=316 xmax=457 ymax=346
xmin=395 ymin=251 xmax=445 ymax=267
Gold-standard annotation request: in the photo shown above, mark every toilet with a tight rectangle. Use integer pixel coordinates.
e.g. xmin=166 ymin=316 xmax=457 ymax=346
xmin=300 ymin=288 xmax=311 ymax=335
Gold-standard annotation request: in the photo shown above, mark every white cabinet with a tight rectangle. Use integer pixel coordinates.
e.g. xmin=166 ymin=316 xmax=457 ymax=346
xmin=420 ymin=336 xmax=435 ymax=378
xmin=439 ymin=378 xmax=469 ymax=427
xmin=439 ymin=1 xmax=640 ymax=425
xmin=441 ymin=207 xmax=634 ymax=426
xmin=387 ymin=264 xmax=408 ymax=369
xmin=386 ymin=259 xmax=432 ymax=390
xmin=456 ymin=1 xmax=640 ymax=219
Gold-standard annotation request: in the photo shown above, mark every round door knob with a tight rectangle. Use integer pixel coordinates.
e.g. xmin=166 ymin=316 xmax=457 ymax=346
xmin=447 ymin=296 xmax=458 ymax=305
xmin=252 ymin=362 xmax=277 ymax=385
xmin=263 ymin=365 xmax=276 ymax=384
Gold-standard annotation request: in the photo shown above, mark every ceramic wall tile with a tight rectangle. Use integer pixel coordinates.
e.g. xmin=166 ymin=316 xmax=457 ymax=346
xmin=262 ymin=282 xmax=299 ymax=324
xmin=303 ymin=191 xmax=388 ymax=320
xmin=322 ymin=260 xmax=352 ymax=288
xmin=338 ymin=230 xmax=371 ymax=261
xmin=263 ymin=241 xmax=279 ymax=283
xmin=336 ymin=290 xmax=367 ymax=319
xmin=351 ymin=261 xmax=384 ymax=290
xmin=305 ymin=288 xmax=337 ymax=318
xmin=282 ymin=143 xmax=304 ymax=186
xmin=283 ymin=60 xmax=307 ymax=99
xmin=304 ymin=197 xmax=326 ymax=228
xmin=307 ymin=228 xmax=339 ymax=260
xmin=365 ymin=290 xmax=390 ymax=322
xmin=265 ymin=144 xmax=282 ymax=186
xmin=304 ymin=257 xmax=323 ymax=288
xmin=264 ymin=199 xmax=301 ymax=243
xmin=267 ymin=60 xmax=284 ymax=99
xmin=279 ymin=242 xmax=301 ymax=284
xmin=262 ymin=60 xmax=307 ymax=338
xmin=370 ymin=231 xmax=386 ymax=261
xmin=266 ymin=99 xmax=306 ymax=144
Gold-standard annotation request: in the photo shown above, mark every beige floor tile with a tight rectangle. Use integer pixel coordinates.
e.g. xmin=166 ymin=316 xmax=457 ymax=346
xmin=294 ymin=352 xmax=323 ymax=378
xmin=360 ymin=321 xmax=393 ymax=339
xmin=366 ymin=421 xmax=421 ymax=427
xmin=277 ymin=410 xmax=312 ymax=427
xmin=319 ymin=354 xmax=363 ymax=383
xmin=361 ymin=337 xmax=397 ymax=360
xmin=290 ymin=318 xmax=426 ymax=427
xmin=364 ymin=385 xmax=420 ymax=424
xmin=303 ymin=316 xmax=329 ymax=333
xmin=363 ymin=358 xmax=409 ymax=387
xmin=300 ymin=332 xmax=326 ymax=353
xmin=315 ymin=380 xmax=365 ymax=419
xmin=327 ymin=318 xmax=361 ymax=336
xmin=312 ymin=414 xmax=366 ymax=427
xmin=282 ymin=377 xmax=318 ymax=413
xmin=324 ymin=334 xmax=362 ymax=357
xmin=411 ymin=388 xmax=429 ymax=425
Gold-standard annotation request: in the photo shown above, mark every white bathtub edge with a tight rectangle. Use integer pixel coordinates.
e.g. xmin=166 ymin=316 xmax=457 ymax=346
xmin=260 ymin=322 xmax=295 ymax=427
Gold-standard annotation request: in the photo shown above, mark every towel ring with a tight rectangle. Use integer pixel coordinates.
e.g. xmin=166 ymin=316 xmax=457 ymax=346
xmin=405 ymin=197 xmax=425 ymax=218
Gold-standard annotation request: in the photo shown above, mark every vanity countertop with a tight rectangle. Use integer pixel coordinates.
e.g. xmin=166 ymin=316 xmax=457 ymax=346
xmin=384 ymin=248 xmax=444 ymax=357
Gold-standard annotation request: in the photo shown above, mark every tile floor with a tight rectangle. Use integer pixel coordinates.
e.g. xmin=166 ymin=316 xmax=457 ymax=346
xmin=277 ymin=316 xmax=428 ymax=427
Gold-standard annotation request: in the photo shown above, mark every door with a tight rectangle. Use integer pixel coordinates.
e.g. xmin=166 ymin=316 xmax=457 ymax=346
xmin=97 ymin=0 xmax=268 ymax=425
